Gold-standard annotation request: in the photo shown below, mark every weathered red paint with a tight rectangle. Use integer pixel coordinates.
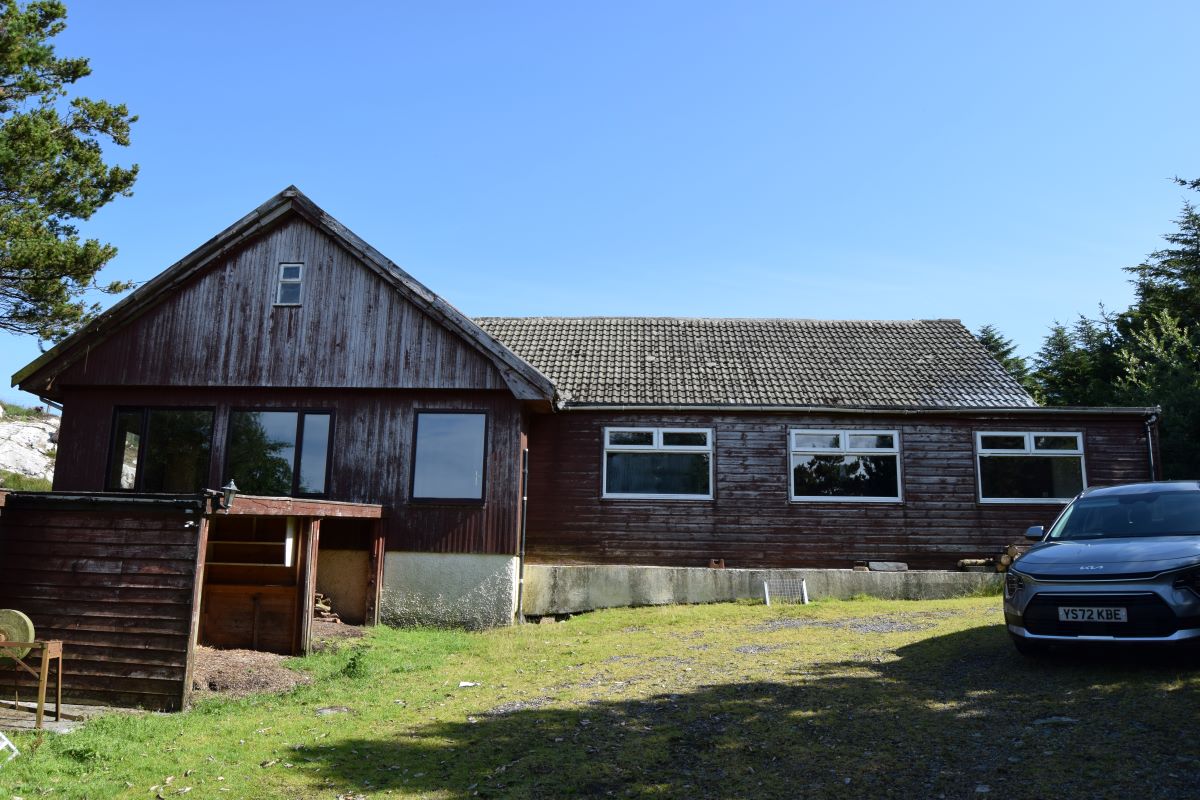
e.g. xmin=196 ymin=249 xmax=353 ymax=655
xmin=524 ymin=410 xmax=1157 ymax=569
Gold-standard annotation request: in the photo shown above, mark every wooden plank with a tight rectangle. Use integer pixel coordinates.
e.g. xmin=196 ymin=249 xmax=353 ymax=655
xmin=181 ymin=514 xmax=209 ymax=709
xmin=51 ymin=387 xmax=524 ymax=556
xmin=218 ymin=496 xmax=381 ymax=518
xmin=298 ymin=519 xmax=318 ymax=654
xmin=522 ymin=410 xmax=1153 ymax=569
xmin=365 ymin=518 xmax=385 ymax=626
xmin=0 ymin=501 xmax=201 ymax=710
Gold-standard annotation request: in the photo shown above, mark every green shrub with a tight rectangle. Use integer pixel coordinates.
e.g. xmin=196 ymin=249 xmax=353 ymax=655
xmin=0 ymin=470 xmax=52 ymax=491
xmin=1 ymin=401 xmax=47 ymax=419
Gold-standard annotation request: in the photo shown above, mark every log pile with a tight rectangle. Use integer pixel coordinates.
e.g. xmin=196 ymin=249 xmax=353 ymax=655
xmin=314 ymin=592 xmax=341 ymax=624
xmin=958 ymin=543 xmax=1033 ymax=573
xmin=996 ymin=542 xmax=1032 ymax=572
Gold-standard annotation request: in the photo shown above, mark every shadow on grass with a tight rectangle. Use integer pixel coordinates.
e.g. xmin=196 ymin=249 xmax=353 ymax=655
xmin=296 ymin=625 xmax=1200 ymax=799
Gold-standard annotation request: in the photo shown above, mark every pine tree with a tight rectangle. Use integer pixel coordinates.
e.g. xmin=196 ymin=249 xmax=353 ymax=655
xmin=0 ymin=0 xmax=137 ymax=341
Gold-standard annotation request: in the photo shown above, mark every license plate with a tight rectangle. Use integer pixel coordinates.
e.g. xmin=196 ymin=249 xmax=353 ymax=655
xmin=1058 ymin=606 xmax=1127 ymax=622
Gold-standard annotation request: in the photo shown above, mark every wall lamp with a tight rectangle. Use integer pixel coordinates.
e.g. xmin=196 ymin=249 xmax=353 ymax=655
xmin=221 ymin=480 xmax=239 ymax=510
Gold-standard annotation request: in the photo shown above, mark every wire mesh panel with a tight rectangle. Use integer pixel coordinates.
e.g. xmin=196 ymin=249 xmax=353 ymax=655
xmin=763 ymin=577 xmax=809 ymax=606
xmin=0 ymin=731 xmax=18 ymax=764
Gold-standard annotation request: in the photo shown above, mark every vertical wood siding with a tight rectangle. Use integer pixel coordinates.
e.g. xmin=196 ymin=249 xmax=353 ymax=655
xmin=523 ymin=411 xmax=1155 ymax=568
xmin=52 ymin=387 xmax=524 ymax=555
xmin=0 ymin=498 xmax=203 ymax=710
xmin=47 ymin=217 xmax=506 ymax=391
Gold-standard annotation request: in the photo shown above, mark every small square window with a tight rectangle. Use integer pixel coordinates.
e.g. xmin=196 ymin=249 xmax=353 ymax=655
xmin=276 ymin=262 xmax=303 ymax=305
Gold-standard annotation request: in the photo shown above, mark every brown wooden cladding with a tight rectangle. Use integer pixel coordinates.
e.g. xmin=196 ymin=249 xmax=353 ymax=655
xmin=37 ymin=216 xmax=507 ymax=392
xmin=52 ymin=387 xmax=525 ymax=555
xmin=0 ymin=496 xmax=204 ymax=710
xmin=523 ymin=410 xmax=1156 ymax=569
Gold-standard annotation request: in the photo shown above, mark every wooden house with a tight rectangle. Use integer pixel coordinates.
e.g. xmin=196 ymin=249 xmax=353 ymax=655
xmin=5 ymin=187 xmax=1158 ymax=671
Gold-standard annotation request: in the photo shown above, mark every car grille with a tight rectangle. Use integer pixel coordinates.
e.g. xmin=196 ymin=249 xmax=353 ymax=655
xmin=1024 ymin=592 xmax=1178 ymax=638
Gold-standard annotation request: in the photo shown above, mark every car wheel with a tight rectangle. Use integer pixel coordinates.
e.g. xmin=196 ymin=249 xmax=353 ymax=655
xmin=1010 ymin=633 xmax=1047 ymax=656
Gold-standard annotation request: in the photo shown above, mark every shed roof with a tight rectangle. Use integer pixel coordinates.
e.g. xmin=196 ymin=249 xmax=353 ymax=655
xmin=475 ymin=316 xmax=1038 ymax=409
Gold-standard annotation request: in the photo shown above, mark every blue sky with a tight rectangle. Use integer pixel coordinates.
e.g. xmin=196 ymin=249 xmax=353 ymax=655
xmin=6 ymin=1 xmax=1199 ymax=404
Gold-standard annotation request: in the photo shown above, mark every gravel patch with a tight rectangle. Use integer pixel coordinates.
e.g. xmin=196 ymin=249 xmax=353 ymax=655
xmin=755 ymin=616 xmax=938 ymax=634
xmin=733 ymin=644 xmax=790 ymax=654
xmin=486 ymin=697 xmax=554 ymax=716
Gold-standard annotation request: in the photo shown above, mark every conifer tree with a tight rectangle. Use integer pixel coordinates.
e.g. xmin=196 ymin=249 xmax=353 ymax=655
xmin=0 ymin=0 xmax=137 ymax=341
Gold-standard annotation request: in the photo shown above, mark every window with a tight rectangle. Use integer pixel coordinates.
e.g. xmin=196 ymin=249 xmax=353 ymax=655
xmin=225 ymin=410 xmax=332 ymax=497
xmin=603 ymin=427 xmax=713 ymax=499
xmin=976 ymin=431 xmax=1085 ymax=503
xmin=106 ymin=408 xmax=214 ymax=492
xmin=412 ymin=412 xmax=487 ymax=501
xmin=789 ymin=429 xmax=901 ymax=502
xmin=276 ymin=262 xmax=303 ymax=305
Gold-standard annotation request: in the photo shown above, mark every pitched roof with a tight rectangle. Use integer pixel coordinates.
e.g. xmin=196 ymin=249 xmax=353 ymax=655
xmin=474 ymin=317 xmax=1037 ymax=409
xmin=13 ymin=187 xmax=557 ymax=404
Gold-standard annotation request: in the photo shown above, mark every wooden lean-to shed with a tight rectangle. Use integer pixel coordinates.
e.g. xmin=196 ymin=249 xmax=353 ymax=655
xmin=0 ymin=492 xmax=381 ymax=711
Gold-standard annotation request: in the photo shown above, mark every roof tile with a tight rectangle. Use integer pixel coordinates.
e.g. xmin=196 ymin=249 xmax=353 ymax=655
xmin=475 ymin=317 xmax=1036 ymax=409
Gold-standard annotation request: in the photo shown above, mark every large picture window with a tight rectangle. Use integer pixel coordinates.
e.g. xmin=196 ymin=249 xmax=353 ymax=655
xmin=412 ymin=412 xmax=487 ymax=501
xmin=976 ymin=431 xmax=1085 ymax=503
xmin=789 ymin=429 xmax=901 ymax=502
xmin=603 ymin=427 xmax=713 ymax=499
xmin=226 ymin=410 xmax=332 ymax=497
xmin=107 ymin=408 xmax=214 ymax=493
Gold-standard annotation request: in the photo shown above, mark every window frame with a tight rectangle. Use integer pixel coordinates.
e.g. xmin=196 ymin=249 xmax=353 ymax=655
xmin=601 ymin=426 xmax=714 ymax=501
xmin=788 ymin=428 xmax=903 ymax=503
xmin=409 ymin=409 xmax=489 ymax=504
xmin=223 ymin=407 xmax=335 ymax=498
xmin=275 ymin=262 xmax=304 ymax=306
xmin=975 ymin=430 xmax=1087 ymax=505
xmin=105 ymin=405 xmax=216 ymax=493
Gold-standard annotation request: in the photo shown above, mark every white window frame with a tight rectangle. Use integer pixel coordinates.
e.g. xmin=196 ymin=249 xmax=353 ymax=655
xmin=276 ymin=262 xmax=304 ymax=306
xmin=602 ymin=427 xmax=713 ymax=500
xmin=975 ymin=431 xmax=1086 ymax=505
xmin=788 ymin=428 xmax=903 ymax=503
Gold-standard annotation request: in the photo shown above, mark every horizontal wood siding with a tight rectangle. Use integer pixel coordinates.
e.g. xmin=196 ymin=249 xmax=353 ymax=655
xmin=0 ymin=499 xmax=202 ymax=710
xmin=47 ymin=217 xmax=506 ymax=391
xmin=53 ymin=387 xmax=523 ymax=555
xmin=524 ymin=411 xmax=1155 ymax=569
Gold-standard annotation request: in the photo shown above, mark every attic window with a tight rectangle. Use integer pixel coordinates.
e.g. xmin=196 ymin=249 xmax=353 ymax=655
xmin=276 ymin=263 xmax=303 ymax=305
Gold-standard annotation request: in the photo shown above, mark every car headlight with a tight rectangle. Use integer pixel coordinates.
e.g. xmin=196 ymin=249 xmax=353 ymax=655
xmin=1172 ymin=570 xmax=1200 ymax=596
xmin=1005 ymin=570 xmax=1025 ymax=599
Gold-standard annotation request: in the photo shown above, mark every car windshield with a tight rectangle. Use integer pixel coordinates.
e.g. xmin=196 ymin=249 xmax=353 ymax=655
xmin=1048 ymin=491 xmax=1200 ymax=540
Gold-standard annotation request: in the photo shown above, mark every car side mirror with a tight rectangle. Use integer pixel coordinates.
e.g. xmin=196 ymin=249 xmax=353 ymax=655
xmin=1024 ymin=525 xmax=1045 ymax=541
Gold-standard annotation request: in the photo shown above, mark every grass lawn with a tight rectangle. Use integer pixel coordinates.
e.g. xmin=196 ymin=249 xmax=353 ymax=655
xmin=3 ymin=595 xmax=1199 ymax=799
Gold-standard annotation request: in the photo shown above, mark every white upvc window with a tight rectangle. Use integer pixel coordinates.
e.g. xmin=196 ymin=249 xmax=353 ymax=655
xmin=602 ymin=427 xmax=713 ymax=500
xmin=276 ymin=262 xmax=304 ymax=305
xmin=789 ymin=428 xmax=902 ymax=502
xmin=975 ymin=431 xmax=1086 ymax=504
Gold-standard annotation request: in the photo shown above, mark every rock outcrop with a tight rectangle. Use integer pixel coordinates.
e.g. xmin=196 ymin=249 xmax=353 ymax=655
xmin=0 ymin=410 xmax=58 ymax=483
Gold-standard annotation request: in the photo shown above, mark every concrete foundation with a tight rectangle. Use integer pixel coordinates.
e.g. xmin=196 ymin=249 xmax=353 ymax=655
xmin=522 ymin=564 xmax=1001 ymax=616
xmin=381 ymin=552 xmax=519 ymax=629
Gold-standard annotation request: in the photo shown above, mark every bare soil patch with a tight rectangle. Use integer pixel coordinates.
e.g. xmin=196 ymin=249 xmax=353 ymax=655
xmin=191 ymin=623 xmax=366 ymax=697
xmin=311 ymin=619 xmax=366 ymax=651
xmin=191 ymin=645 xmax=311 ymax=697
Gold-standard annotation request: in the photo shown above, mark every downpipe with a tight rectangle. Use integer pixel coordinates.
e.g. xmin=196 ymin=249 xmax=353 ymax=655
xmin=516 ymin=448 xmax=529 ymax=624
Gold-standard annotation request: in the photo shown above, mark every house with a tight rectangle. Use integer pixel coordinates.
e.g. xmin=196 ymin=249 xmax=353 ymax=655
xmin=4 ymin=187 xmax=1158 ymax=677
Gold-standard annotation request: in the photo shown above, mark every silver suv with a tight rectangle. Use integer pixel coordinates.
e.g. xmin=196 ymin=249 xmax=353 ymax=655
xmin=1004 ymin=481 xmax=1200 ymax=654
